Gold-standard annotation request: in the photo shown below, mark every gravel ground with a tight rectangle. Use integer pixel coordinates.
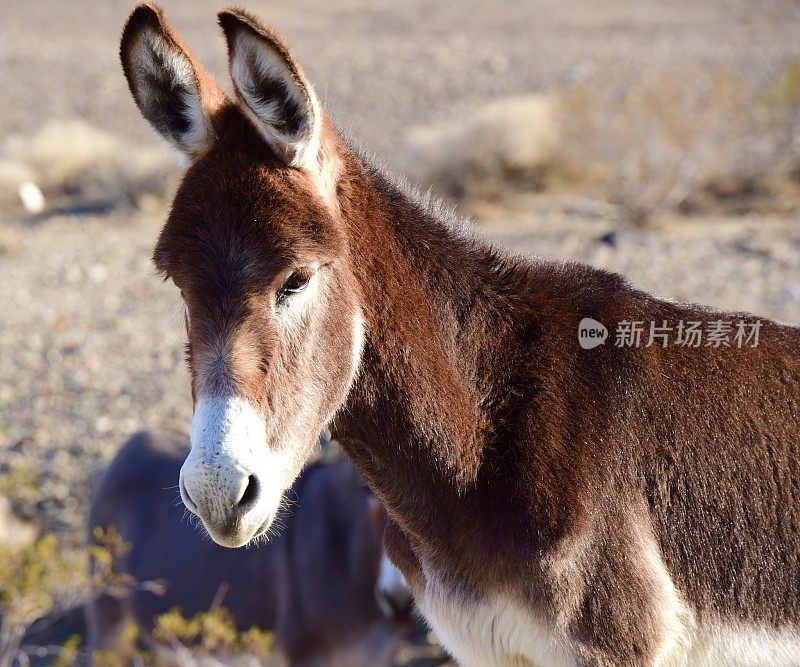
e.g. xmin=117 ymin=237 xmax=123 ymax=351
xmin=0 ymin=2 xmax=799 ymax=663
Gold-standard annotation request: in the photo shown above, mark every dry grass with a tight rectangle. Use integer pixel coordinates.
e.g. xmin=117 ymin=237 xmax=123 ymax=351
xmin=401 ymin=63 xmax=800 ymax=225
xmin=0 ymin=120 xmax=177 ymax=216
xmin=556 ymin=63 xmax=800 ymax=224
xmin=401 ymin=94 xmax=559 ymax=203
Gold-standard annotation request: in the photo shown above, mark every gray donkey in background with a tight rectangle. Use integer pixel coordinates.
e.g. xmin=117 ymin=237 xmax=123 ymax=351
xmin=86 ymin=430 xmax=414 ymax=666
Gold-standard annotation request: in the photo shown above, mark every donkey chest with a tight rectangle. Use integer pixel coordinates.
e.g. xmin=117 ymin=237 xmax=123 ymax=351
xmin=415 ymin=567 xmax=576 ymax=667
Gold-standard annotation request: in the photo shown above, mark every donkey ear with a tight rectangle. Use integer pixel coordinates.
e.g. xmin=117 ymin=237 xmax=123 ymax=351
xmin=120 ymin=3 xmax=225 ymax=159
xmin=218 ymin=8 xmax=321 ymax=169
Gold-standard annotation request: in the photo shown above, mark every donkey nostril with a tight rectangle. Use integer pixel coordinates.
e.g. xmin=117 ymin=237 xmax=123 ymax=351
xmin=236 ymin=474 xmax=260 ymax=509
xmin=180 ymin=478 xmax=198 ymax=512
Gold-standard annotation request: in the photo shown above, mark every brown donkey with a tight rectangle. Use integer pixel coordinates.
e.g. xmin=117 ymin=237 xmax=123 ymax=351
xmin=120 ymin=5 xmax=800 ymax=665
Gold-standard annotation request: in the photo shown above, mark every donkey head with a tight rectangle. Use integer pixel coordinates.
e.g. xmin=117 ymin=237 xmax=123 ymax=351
xmin=121 ymin=4 xmax=365 ymax=547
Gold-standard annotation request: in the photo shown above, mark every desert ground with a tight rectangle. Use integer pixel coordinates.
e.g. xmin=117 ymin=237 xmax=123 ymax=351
xmin=1 ymin=0 xmax=800 ymax=663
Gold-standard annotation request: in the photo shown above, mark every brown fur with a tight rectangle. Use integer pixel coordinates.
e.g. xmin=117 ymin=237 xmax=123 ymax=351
xmin=121 ymin=5 xmax=800 ymax=665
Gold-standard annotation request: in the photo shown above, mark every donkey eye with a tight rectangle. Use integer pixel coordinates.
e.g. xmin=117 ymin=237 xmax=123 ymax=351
xmin=276 ymin=270 xmax=312 ymax=303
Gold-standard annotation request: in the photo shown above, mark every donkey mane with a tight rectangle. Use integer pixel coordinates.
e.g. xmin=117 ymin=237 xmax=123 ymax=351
xmin=348 ymin=136 xmax=473 ymax=230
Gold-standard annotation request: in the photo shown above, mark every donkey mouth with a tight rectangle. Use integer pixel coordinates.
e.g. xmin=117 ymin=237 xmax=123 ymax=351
xmin=201 ymin=511 xmax=274 ymax=548
xmin=253 ymin=517 xmax=272 ymax=539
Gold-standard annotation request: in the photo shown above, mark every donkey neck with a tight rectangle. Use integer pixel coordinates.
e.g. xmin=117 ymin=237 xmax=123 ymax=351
xmin=331 ymin=149 xmax=537 ymax=556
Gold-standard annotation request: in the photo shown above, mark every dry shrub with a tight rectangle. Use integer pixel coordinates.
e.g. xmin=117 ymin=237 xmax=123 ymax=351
xmin=0 ymin=119 xmax=177 ymax=215
xmin=88 ymin=526 xmax=274 ymax=666
xmin=151 ymin=607 xmax=273 ymax=665
xmin=91 ymin=608 xmax=273 ymax=667
xmin=400 ymin=64 xmax=800 ymax=224
xmin=0 ymin=533 xmax=87 ymax=667
xmin=401 ymin=94 xmax=559 ymax=203
xmin=555 ymin=64 xmax=800 ymax=224
xmin=0 ymin=526 xmax=135 ymax=666
xmin=0 ymin=523 xmax=274 ymax=666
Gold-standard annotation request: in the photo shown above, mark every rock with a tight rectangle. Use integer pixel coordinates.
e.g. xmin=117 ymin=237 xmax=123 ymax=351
xmin=0 ymin=495 xmax=38 ymax=548
xmin=18 ymin=181 xmax=46 ymax=214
